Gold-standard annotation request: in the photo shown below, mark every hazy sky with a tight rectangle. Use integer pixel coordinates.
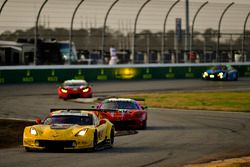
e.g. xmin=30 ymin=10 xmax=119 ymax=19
xmin=0 ymin=0 xmax=249 ymax=34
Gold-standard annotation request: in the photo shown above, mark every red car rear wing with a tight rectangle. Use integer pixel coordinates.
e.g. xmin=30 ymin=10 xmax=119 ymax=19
xmin=103 ymin=96 xmax=145 ymax=101
xmin=50 ymin=108 xmax=119 ymax=113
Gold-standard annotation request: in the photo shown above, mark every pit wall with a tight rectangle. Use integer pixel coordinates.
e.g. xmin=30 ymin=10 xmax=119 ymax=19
xmin=0 ymin=63 xmax=250 ymax=84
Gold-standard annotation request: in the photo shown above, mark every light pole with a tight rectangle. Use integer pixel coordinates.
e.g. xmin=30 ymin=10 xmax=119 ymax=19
xmin=34 ymin=0 xmax=48 ymax=65
xmin=69 ymin=0 xmax=85 ymax=64
xmin=184 ymin=0 xmax=190 ymax=63
xmin=0 ymin=0 xmax=8 ymax=16
xmin=102 ymin=0 xmax=119 ymax=64
xmin=190 ymin=1 xmax=208 ymax=52
xmin=132 ymin=0 xmax=152 ymax=64
xmin=161 ymin=0 xmax=180 ymax=63
xmin=242 ymin=11 xmax=250 ymax=62
xmin=216 ymin=2 xmax=234 ymax=62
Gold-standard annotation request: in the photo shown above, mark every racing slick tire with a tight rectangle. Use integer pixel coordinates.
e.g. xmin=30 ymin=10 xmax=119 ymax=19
xmin=24 ymin=147 xmax=34 ymax=152
xmin=91 ymin=132 xmax=98 ymax=151
xmin=234 ymin=73 xmax=238 ymax=81
xmin=104 ymin=127 xmax=115 ymax=147
xmin=108 ymin=127 xmax=115 ymax=147
xmin=225 ymin=73 xmax=229 ymax=81
xmin=141 ymin=120 xmax=147 ymax=130
xmin=24 ymin=147 xmax=36 ymax=152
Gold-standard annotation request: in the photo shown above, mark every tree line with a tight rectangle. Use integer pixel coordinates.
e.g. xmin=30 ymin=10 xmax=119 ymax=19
xmin=0 ymin=26 xmax=249 ymax=52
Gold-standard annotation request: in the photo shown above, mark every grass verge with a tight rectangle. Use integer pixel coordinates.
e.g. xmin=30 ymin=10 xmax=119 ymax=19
xmin=0 ymin=119 xmax=34 ymax=149
xmin=125 ymin=92 xmax=250 ymax=112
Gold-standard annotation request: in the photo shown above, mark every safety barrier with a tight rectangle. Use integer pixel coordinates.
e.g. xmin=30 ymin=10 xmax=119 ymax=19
xmin=0 ymin=63 xmax=250 ymax=84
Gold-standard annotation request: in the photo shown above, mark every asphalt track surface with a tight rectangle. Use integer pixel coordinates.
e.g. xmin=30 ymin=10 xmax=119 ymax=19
xmin=0 ymin=78 xmax=250 ymax=167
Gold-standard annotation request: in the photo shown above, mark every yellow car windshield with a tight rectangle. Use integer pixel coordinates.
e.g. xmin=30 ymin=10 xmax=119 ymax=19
xmin=44 ymin=116 xmax=93 ymax=125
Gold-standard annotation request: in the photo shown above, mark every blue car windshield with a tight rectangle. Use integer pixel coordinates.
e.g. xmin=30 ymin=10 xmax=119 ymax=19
xmin=212 ymin=65 xmax=228 ymax=71
xmin=44 ymin=116 xmax=93 ymax=125
xmin=100 ymin=101 xmax=140 ymax=110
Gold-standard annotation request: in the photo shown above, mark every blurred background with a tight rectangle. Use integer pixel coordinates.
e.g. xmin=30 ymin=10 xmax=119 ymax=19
xmin=0 ymin=0 xmax=249 ymax=65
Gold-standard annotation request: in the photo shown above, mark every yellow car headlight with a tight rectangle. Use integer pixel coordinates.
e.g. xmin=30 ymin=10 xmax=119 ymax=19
xmin=218 ymin=72 xmax=224 ymax=79
xmin=82 ymin=88 xmax=89 ymax=93
xmin=202 ymin=72 xmax=208 ymax=78
xmin=77 ymin=129 xmax=88 ymax=136
xmin=30 ymin=127 xmax=37 ymax=136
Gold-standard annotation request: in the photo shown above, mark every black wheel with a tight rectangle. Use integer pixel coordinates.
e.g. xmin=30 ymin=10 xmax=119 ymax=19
xmin=224 ymin=73 xmax=229 ymax=81
xmin=24 ymin=147 xmax=33 ymax=152
xmin=105 ymin=127 xmax=114 ymax=148
xmin=109 ymin=128 xmax=115 ymax=146
xmin=141 ymin=120 xmax=147 ymax=130
xmin=234 ymin=73 xmax=238 ymax=81
xmin=91 ymin=132 xmax=98 ymax=151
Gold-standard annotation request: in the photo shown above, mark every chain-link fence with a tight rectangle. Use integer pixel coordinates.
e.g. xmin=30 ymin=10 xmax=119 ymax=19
xmin=0 ymin=0 xmax=250 ymax=65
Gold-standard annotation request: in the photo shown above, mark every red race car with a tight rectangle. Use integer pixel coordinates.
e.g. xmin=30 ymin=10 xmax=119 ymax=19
xmin=96 ymin=98 xmax=147 ymax=130
xmin=58 ymin=80 xmax=93 ymax=99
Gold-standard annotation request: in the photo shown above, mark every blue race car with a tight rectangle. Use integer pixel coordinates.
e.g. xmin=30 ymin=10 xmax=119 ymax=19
xmin=202 ymin=65 xmax=238 ymax=81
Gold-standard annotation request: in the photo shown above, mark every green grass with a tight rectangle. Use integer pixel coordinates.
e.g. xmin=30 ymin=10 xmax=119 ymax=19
xmin=124 ymin=92 xmax=250 ymax=112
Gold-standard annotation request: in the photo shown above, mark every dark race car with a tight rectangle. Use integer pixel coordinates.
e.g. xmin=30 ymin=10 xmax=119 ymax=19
xmin=96 ymin=98 xmax=147 ymax=130
xmin=58 ymin=80 xmax=93 ymax=99
xmin=202 ymin=65 xmax=238 ymax=81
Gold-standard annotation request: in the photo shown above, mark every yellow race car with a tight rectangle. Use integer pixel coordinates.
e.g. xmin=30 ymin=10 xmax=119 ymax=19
xmin=23 ymin=109 xmax=115 ymax=151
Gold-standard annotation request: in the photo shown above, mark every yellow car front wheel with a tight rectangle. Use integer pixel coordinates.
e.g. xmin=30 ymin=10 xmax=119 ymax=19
xmin=105 ymin=128 xmax=115 ymax=147
xmin=91 ymin=132 xmax=98 ymax=151
xmin=24 ymin=147 xmax=32 ymax=152
xmin=109 ymin=128 xmax=115 ymax=146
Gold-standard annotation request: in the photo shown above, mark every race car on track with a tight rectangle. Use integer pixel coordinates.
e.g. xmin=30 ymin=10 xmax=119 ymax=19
xmin=57 ymin=79 xmax=93 ymax=99
xmin=202 ymin=65 xmax=238 ymax=81
xmin=23 ymin=109 xmax=114 ymax=151
xmin=96 ymin=98 xmax=147 ymax=130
